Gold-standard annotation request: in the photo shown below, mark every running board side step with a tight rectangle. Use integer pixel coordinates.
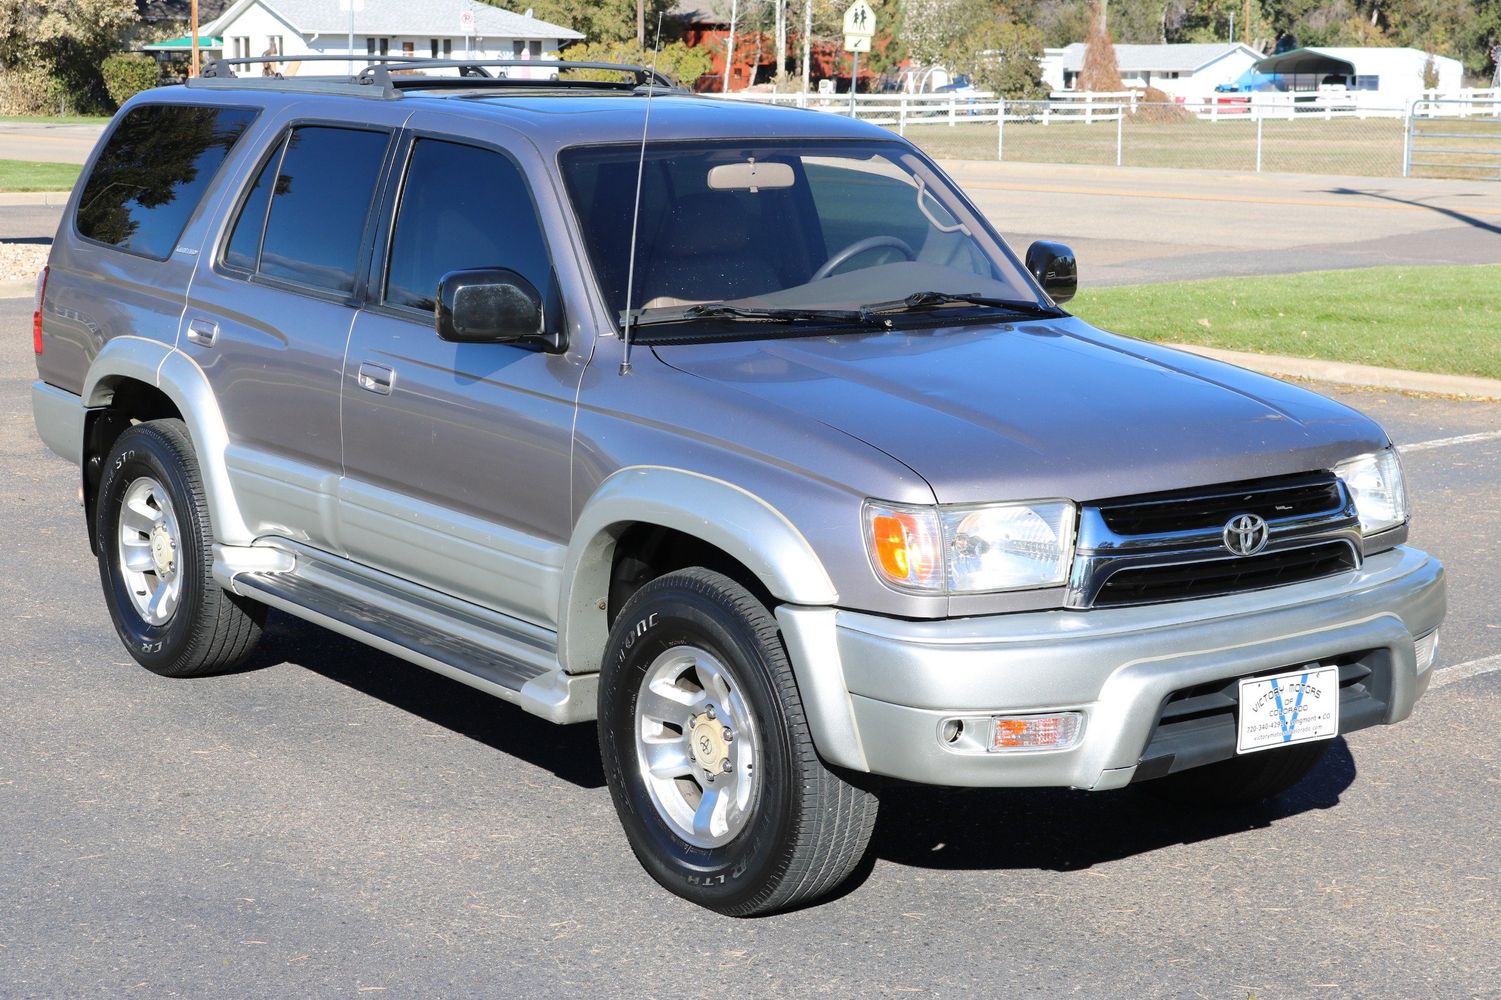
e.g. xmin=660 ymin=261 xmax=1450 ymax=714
xmin=224 ymin=547 xmax=596 ymax=724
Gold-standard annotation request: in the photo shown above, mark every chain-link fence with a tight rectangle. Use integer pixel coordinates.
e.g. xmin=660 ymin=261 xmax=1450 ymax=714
xmin=720 ymin=91 xmax=1501 ymax=180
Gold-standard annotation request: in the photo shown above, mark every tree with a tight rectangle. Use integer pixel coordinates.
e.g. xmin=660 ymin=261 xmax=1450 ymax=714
xmin=1079 ymin=0 xmax=1124 ymax=90
xmin=903 ymin=0 xmax=967 ymax=65
xmin=0 ymin=0 xmax=138 ymax=113
xmin=560 ymin=39 xmax=714 ymax=86
xmin=973 ymin=20 xmax=1048 ymax=96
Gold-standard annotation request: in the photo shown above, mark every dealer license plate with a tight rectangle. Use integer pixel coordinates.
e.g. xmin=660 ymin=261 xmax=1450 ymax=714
xmin=1236 ymin=665 xmax=1340 ymax=754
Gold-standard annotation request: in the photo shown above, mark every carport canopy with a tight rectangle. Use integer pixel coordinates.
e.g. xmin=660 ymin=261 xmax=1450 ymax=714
xmin=1253 ymin=48 xmax=1356 ymax=77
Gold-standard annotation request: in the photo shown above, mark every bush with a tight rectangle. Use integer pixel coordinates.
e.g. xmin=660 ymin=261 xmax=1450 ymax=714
xmin=1131 ymin=86 xmax=1192 ymax=122
xmin=0 ymin=67 xmax=69 ymax=116
xmin=101 ymin=54 xmax=158 ymax=109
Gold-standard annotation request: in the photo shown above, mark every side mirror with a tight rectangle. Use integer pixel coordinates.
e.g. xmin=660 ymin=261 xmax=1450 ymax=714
xmin=1025 ymin=241 xmax=1077 ymax=305
xmin=436 ymin=268 xmax=564 ymax=352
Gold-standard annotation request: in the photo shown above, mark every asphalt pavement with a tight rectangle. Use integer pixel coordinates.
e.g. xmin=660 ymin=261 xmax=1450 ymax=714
xmin=2 ymin=290 xmax=1498 ymax=998
xmin=943 ymin=160 xmax=1501 ymax=285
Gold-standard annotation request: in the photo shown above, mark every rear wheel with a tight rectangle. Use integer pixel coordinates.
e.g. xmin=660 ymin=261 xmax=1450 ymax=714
xmin=598 ymin=568 xmax=877 ymax=916
xmin=1148 ymin=741 xmax=1329 ymax=807
xmin=96 ymin=419 xmax=265 ymax=677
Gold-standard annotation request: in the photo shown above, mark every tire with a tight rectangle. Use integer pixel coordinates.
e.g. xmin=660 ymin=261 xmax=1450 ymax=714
xmin=95 ymin=418 xmax=265 ymax=678
xmin=598 ymin=568 xmax=877 ymax=916
xmin=1148 ymin=741 xmax=1329 ymax=807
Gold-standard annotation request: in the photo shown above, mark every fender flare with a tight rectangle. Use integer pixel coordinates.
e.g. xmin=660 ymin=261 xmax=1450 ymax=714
xmin=557 ymin=466 xmax=839 ymax=677
xmin=82 ymin=337 xmax=253 ymax=544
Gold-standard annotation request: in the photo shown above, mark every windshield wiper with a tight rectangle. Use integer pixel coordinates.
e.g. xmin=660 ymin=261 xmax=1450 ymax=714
xmin=630 ymin=303 xmax=880 ymax=327
xmin=863 ymin=291 xmax=1066 ymax=318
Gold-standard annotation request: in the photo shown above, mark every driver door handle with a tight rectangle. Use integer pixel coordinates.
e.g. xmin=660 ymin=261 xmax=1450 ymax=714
xmin=186 ymin=318 xmax=218 ymax=347
xmin=356 ymin=361 xmax=395 ymax=396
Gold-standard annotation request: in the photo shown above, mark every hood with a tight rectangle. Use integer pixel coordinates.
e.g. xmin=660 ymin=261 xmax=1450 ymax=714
xmin=651 ymin=316 xmax=1387 ymax=504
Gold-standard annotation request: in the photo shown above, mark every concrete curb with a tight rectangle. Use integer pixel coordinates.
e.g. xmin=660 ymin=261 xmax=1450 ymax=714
xmin=1169 ymin=343 xmax=1501 ymax=401
xmin=0 ymin=279 xmax=34 ymax=299
xmin=0 ymin=191 xmax=70 ymax=206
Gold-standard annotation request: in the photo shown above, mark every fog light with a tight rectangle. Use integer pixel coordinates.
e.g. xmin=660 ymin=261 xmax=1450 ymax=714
xmin=1414 ymin=630 xmax=1439 ymax=674
xmin=990 ymin=713 xmax=1083 ymax=752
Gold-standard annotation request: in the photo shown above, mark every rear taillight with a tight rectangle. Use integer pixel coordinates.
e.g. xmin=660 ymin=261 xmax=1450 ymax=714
xmin=32 ymin=265 xmax=48 ymax=355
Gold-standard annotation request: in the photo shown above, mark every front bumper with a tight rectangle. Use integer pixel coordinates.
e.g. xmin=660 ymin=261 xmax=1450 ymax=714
xmin=776 ymin=545 xmax=1445 ymax=790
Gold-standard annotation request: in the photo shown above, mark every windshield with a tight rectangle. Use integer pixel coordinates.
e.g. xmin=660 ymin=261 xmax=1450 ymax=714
xmin=558 ymin=140 xmax=1043 ymax=330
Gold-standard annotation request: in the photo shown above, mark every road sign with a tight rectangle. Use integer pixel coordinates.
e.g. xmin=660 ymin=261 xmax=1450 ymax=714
xmin=459 ymin=9 xmax=476 ymax=32
xmin=844 ymin=34 xmax=871 ymax=53
xmin=842 ymin=0 xmax=875 ymax=38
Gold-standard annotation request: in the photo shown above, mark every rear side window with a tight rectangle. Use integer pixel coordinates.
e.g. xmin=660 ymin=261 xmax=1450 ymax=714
xmin=225 ymin=125 xmax=389 ymax=294
xmin=75 ymin=104 xmax=257 ymax=260
xmin=384 ymin=138 xmax=552 ymax=312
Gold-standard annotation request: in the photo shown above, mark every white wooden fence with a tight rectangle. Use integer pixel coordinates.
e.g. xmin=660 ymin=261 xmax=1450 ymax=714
xmin=719 ymin=87 xmax=1501 ymax=126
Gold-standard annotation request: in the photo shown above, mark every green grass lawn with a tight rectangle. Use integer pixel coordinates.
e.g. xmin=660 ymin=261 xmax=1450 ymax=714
xmin=1070 ymin=265 xmax=1501 ymax=381
xmin=0 ymin=159 xmax=81 ymax=191
xmin=0 ymin=114 xmax=110 ymax=125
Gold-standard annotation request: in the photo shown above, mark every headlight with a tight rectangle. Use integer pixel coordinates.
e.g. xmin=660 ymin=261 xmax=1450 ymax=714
xmin=1334 ymin=448 xmax=1408 ymax=535
xmin=864 ymin=499 xmax=1076 ymax=593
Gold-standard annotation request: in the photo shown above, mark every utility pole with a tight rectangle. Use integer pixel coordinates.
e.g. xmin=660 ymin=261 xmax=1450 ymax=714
xmin=190 ymin=0 xmax=199 ymax=77
xmin=1245 ymin=0 xmax=1252 ymax=44
xmin=638 ymin=0 xmax=646 ymax=47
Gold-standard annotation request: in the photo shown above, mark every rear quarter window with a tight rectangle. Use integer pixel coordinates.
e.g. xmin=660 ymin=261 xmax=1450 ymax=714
xmin=75 ymin=104 xmax=258 ymax=261
xmin=223 ymin=125 xmax=390 ymax=295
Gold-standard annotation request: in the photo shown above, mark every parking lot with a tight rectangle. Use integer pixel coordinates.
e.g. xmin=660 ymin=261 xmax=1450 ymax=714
xmin=2 ymin=179 xmax=1499 ymax=998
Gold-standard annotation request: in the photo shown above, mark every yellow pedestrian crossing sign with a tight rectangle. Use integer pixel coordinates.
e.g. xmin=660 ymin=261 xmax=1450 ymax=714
xmin=843 ymin=0 xmax=875 ymax=38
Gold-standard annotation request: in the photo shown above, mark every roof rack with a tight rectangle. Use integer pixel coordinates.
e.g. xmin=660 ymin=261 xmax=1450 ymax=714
xmin=189 ymin=55 xmax=684 ymax=100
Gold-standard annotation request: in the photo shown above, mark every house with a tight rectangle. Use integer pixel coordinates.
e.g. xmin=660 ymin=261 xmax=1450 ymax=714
xmin=192 ymin=0 xmax=582 ymax=78
xmin=1042 ymin=43 xmax=1263 ymax=98
xmin=1252 ymin=47 xmax=1463 ymax=102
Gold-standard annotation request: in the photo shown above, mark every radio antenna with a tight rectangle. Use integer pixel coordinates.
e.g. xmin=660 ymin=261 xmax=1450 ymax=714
xmin=619 ymin=12 xmax=666 ymax=376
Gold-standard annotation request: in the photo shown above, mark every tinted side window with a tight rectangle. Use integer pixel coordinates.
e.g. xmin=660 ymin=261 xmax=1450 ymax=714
xmin=385 ymin=139 xmax=551 ymax=312
xmin=257 ymin=126 xmax=389 ymax=293
xmin=76 ymin=104 xmax=257 ymax=260
xmin=224 ymin=136 xmax=282 ymax=271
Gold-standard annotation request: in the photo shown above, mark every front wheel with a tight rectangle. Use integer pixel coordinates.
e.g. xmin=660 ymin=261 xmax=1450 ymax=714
xmin=598 ymin=568 xmax=877 ymax=916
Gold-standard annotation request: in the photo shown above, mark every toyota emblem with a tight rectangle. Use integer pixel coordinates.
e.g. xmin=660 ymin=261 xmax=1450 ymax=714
xmin=1223 ymin=513 xmax=1269 ymax=556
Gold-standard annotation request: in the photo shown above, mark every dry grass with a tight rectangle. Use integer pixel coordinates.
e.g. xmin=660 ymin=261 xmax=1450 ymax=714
xmin=903 ymin=117 xmax=1417 ymax=177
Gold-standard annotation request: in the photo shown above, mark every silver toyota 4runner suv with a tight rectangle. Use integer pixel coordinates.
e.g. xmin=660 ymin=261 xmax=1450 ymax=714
xmin=31 ymin=59 xmax=1445 ymax=916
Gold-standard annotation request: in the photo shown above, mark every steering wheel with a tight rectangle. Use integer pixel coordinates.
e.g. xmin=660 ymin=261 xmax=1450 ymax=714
xmin=811 ymin=236 xmax=916 ymax=282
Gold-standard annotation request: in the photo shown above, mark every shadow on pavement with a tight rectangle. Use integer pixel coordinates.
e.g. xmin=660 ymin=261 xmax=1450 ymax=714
xmin=236 ymin=611 xmax=1358 ymax=875
xmin=863 ymin=739 xmax=1356 ymax=873
xmin=1327 ymin=187 xmax=1501 ymax=236
xmin=248 ymin=610 xmax=607 ymax=790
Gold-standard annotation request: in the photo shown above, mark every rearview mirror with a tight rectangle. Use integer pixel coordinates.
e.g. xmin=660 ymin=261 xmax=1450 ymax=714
xmin=1024 ymin=241 xmax=1077 ymax=305
xmin=436 ymin=268 xmax=565 ymax=352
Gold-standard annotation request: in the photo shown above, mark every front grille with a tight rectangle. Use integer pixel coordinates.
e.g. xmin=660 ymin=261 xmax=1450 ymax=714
xmin=1092 ymin=540 xmax=1358 ymax=607
xmin=1097 ymin=472 xmax=1343 ymax=536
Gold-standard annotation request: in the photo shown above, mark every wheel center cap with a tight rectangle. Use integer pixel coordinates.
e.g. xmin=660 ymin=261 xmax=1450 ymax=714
xmin=689 ymin=712 xmax=729 ymax=774
xmin=150 ymin=525 xmax=176 ymax=577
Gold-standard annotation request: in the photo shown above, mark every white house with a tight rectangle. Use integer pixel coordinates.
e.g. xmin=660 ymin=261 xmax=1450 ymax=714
xmin=1254 ymin=47 xmax=1463 ymax=103
xmin=1042 ymin=43 xmax=1263 ymax=98
xmin=200 ymin=0 xmax=583 ymax=78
